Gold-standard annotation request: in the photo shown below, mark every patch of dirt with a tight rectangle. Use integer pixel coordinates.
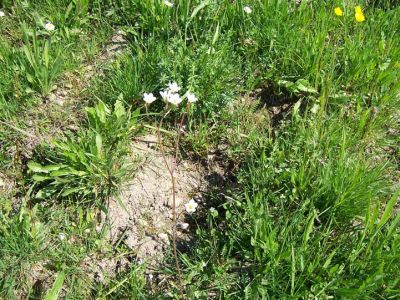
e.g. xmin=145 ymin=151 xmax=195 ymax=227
xmin=81 ymin=254 xmax=130 ymax=284
xmin=18 ymin=260 xmax=54 ymax=300
xmin=0 ymin=172 xmax=14 ymax=196
xmin=101 ymin=134 xmax=206 ymax=265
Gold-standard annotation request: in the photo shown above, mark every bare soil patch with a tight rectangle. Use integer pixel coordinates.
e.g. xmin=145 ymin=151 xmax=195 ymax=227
xmin=101 ymin=134 xmax=206 ymax=265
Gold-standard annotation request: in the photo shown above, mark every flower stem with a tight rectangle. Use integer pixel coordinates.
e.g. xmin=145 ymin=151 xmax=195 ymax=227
xmin=156 ymin=112 xmax=184 ymax=293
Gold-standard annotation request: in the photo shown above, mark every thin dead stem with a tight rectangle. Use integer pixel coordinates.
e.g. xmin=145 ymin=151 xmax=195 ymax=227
xmin=156 ymin=107 xmax=188 ymax=293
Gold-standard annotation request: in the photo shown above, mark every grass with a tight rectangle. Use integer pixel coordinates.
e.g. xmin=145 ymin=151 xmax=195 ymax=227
xmin=0 ymin=0 xmax=399 ymax=298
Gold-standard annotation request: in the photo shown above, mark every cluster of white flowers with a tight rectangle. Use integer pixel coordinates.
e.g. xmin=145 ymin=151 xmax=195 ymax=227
xmin=143 ymin=82 xmax=198 ymax=106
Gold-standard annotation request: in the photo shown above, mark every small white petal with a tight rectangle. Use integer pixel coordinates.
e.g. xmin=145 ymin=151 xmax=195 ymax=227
xmin=164 ymin=1 xmax=174 ymax=7
xmin=58 ymin=233 xmax=66 ymax=241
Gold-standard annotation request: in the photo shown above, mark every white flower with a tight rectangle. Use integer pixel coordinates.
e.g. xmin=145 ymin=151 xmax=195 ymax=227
xmin=0 ymin=10 xmax=6 ymax=17
xmin=164 ymin=0 xmax=174 ymax=7
xmin=44 ymin=21 xmax=55 ymax=31
xmin=186 ymin=91 xmax=198 ymax=103
xmin=209 ymin=207 xmax=216 ymax=213
xmin=58 ymin=233 xmax=66 ymax=241
xmin=148 ymin=274 xmax=154 ymax=282
xmin=244 ymin=6 xmax=252 ymax=14
xmin=184 ymin=199 xmax=198 ymax=214
xmin=160 ymin=90 xmax=170 ymax=102
xmin=143 ymin=92 xmax=156 ymax=104
xmin=84 ymin=228 xmax=91 ymax=234
xmin=167 ymin=93 xmax=182 ymax=106
xmin=167 ymin=81 xmax=181 ymax=93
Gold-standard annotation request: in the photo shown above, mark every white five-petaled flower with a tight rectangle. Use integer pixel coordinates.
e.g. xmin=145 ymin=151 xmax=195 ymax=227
xmin=186 ymin=91 xmax=198 ymax=103
xmin=164 ymin=0 xmax=174 ymax=7
xmin=185 ymin=199 xmax=198 ymax=214
xmin=243 ymin=6 xmax=252 ymax=14
xmin=167 ymin=81 xmax=181 ymax=93
xmin=143 ymin=92 xmax=157 ymax=104
xmin=44 ymin=21 xmax=55 ymax=31
xmin=0 ymin=10 xmax=6 ymax=17
xmin=167 ymin=93 xmax=182 ymax=106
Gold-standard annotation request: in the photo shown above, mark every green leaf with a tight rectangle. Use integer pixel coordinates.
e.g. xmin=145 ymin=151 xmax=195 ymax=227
xmin=43 ymin=40 xmax=50 ymax=68
xmin=292 ymin=100 xmax=302 ymax=115
xmin=44 ymin=271 xmax=65 ymax=300
xmin=191 ymin=0 xmax=210 ymax=19
xmin=23 ymin=45 xmax=35 ymax=68
xmin=26 ymin=72 xmax=34 ymax=83
xmin=378 ymin=190 xmax=400 ymax=229
xmin=302 ymin=209 xmax=316 ymax=248
xmin=323 ymin=249 xmax=337 ymax=269
xmin=50 ymin=169 xmax=86 ymax=177
xmin=295 ymin=79 xmax=317 ymax=94
xmin=95 ymin=101 xmax=108 ymax=124
xmin=61 ymin=187 xmax=83 ymax=197
xmin=96 ymin=133 xmax=103 ymax=158
xmin=49 ymin=169 xmax=73 ymax=177
xmin=28 ymin=161 xmax=49 ymax=173
xmin=32 ymin=175 xmax=51 ymax=182
xmin=114 ymin=100 xmax=126 ymax=119
xmin=212 ymin=23 xmax=220 ymax=45
xmin=36 ymin=188 xmax=54 ymax=199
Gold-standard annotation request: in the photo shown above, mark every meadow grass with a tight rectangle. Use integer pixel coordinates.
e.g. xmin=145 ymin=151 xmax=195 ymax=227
xmin=0 ymin=0 xmax=399 ymax=299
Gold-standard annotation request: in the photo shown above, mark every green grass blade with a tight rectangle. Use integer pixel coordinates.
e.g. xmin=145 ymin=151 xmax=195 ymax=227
xmin=44 ymin=271 xmax=65 ymax=300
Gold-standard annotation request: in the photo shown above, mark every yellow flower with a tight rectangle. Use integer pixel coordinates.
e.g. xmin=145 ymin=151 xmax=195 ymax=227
xmin=355 ymin=12 xmax=365 ymax=22
xmin=334 ymin=7 xmax=344 ymax=16
xmin=355 ymin=5 xmax=363 ymax=14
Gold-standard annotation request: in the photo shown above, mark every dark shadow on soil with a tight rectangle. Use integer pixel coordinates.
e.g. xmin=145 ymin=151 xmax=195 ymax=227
xmin=255 ymin=84 xmax=304 ymax=127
